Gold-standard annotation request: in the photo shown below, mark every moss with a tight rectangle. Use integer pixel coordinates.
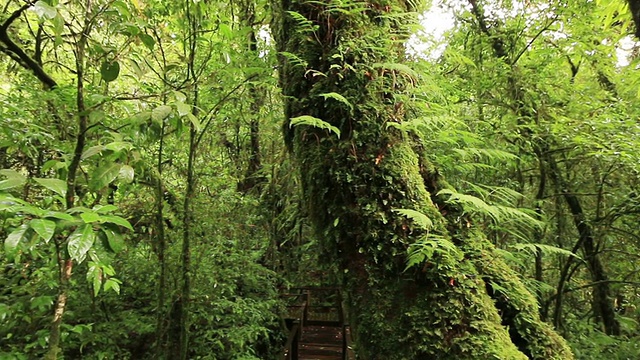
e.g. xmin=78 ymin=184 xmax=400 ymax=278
xmin=273 ymin=0 xmax=573 ymax=358
xmin=459 ymin=230 xmax=574 ymax=359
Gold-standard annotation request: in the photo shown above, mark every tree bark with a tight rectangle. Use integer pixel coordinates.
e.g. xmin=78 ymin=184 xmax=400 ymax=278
xmin=546 ymin=155 xmax=620 ymax=335
xmin=238 ymin=1 xmax=266 ymax=193
xmin=45 ymin=1 xmax=92 ymax=356
xmin=273 ymin=0 xmax=573 ymax=358
xmin=628 ymin=0 xmax=640 ymax=39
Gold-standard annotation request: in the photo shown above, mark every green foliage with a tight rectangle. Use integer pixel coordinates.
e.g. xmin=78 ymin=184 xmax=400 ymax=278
xmin=289 ymin=115 xmax=341 ymax=138
xmin=437 ymin=188 xmax=541 ymax=234
xmin=3 ymin=0 xmax=640 ymax=357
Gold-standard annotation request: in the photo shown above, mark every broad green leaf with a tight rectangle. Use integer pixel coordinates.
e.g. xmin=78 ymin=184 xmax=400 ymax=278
xmin=186 ymin=113 xmax=201 ymax=132
xmin=89 ymin=110 xmax=105 ymax=123
xmin=67 ymin=206 xmax=92 ymax=214
xmin=129 ymin=59 xmax=145 ymax=78
xmin=30 ymin=219 xmax=56 ymax=243
xmin=104 ymin=278 xmax=121 ymax=294
xmin=14 ymin=204 xmax=45 ymax=217
xmin=111 ymin=0 xmax=131 ymax=17
xmin=89 ymin=163 xmax=121 ymax=191
xmin=0 ymin=170 xmax=26 ymax=190
xmin=33 ymin=178 xmax=67 ymax=197
xmin=173 ymin=91 xmax=187 ymax=103
xmin=118 ymin=165 xmax=134 ymax=183
xmin=124 ymin=24 xmax=140 ymax=36
xmin=42 ymin=159 xmax=66 ymax=172
xmin=0 ymin=178 xmax=26 ymax=191
xmin=80 ymin=212 xmax=101 ymax=223
xmin=52 ymin=14 xmax=64 ymax=46
xmin=100 ymin=215 xmax=133 ymax=231
xmin=33 ymin=1 xmax=57 ymax=19
xmin=100 ymin=61 xmax=120 ymax=82
xmin=219 ymin=23 xmax=233 ymax=38
xmin=138 ymin=33 xmax=155 ymax=50
xmin=105 ymin=141 xmax=132 ymax=152
xmin=67 ymin=224 xmax=96 ymax=263
xmin=165 ymin=64 xmax=180 ymax=72
xmin=0 ymin=193 xmax=23 ymax=212
xmin=87 ymin=262 xmax=102 ymax=297
xmin=5 ymin=225 xmax=28 ymax=258
xmin=43 ymin=211 xmax=75 ymax=222
xmin=94 ymin=205 xmax=118 ymax=214
xmin=176 ymin=102 xmax=191 ymax=117
xmin=81 ymin=145 xmax=106 ymax=160
xmin=152 ymin=105 xmax=172 ymax=122
xmin=101 ymin=225 xmax=124 ymax=253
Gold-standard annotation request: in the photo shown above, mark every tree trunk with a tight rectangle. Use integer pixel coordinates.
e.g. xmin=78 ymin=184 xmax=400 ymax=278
xmin=273 ymin=1 xmax=573 ymax=358
xmin=628 ymin=0 xmax=640 ymax=39
xmin=546 ymin=155 xmax=620 ymax=335
xmin=46 ymin=1 xmax=92 ymax=356
xmin=238 ymin=1 xmax=266 ymax=193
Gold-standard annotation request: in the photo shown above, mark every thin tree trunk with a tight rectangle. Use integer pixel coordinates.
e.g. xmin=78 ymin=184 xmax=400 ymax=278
xmin=154 ymin=119 xmax=168 ymax=358
xmin=534 ymin=155 xmax=547 ymax=310
xmin=238 ymin=3 xmax=265 ymax=193
xmin=177 ymin=2 xmax=199 ymax=356
xmin=179 ymin=125 xmax=195 ymax=360
xmin=154 ymin=28 xmax=169 ymax=359
xmin=45 ymin=1 xmax=92 ymax=357
xmin=546 ymin=155 xmax=620 ymax=335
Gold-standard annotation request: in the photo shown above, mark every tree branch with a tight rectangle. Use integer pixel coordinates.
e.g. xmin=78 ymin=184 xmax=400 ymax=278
xmin=0 ymin=2 xmax=58 ymax=88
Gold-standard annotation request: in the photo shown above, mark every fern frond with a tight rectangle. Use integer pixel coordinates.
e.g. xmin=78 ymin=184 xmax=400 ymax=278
xmin=393 ymin=208 xmax=433 ymax=230
xmin=279 ymin=51 xmax=308 ymax=68
xmin=285 ymin=11 xmax=318 ymax=32
xmin=372 ymin=62 xmax=420 ymax=80
xmin=289 ymin=115 xmax=341 ymax=138
xmin=406 ymin=234 xmax=463 ymax=271
xmin=453 ymin=147 xmax=519 ymax=162
xmin=437 ymin=188 xmax=543 ymax=231
xmin=510 ymin=243 xmax=582 ymax=260
xmin=318 ymin=92 xmax=354 ymax=111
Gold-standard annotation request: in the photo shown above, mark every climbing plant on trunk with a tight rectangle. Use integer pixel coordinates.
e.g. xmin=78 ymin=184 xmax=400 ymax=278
xmin=272 ymin=0 xmax=573 ymax=358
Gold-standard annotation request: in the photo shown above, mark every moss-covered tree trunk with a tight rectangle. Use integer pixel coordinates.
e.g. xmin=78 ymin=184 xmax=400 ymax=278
xmin=273 ymin=0 xmax=573 ymax=358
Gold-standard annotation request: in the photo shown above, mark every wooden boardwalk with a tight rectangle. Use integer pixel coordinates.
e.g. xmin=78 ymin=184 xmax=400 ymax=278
xmin=281 ymin=287 xmax=354 ymax=360
xmin=299 ymin=325 xmax=343 ymax=360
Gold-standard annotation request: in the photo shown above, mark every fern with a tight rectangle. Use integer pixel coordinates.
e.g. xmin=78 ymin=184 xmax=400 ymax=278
xmin=452 ymin=147 xmax=519 ymax=162
xmin=393 ymin=208 xmax=462 ymax=271
xmin=372 ymin=62 xmax=420 ymax=80
xmin=318 ymin=92 xmax=353 ymax=111
xmin=279 ymin=51 xmax=308 ymax=68
xmin=406 ymin=234 xmax=463 ymax=271
xmin=437 ymin=188 xmax=541 ymax=229
xmin=393 ymin=208 xmax=433 ymax=230
xmin=285 ymin=11 xmax=318 ymax=33
xmin=289 ymin=115 xmax=341 ymax=138
xmin=386 ymin=115 xmax=460 ymax=136
xmin=510 ymin=243 xmax=582 ymax=260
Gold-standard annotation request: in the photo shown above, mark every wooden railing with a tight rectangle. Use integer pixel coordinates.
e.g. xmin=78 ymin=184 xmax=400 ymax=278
xmin=282 ymin=321 xmax=300 ymax=360
xmin=281 ymin=291 xmax=309 ymax=360
xmin=341 ymin=300 xmax=355 ymax=360
xmin=280 ymin=286 xmax=355 ymax=360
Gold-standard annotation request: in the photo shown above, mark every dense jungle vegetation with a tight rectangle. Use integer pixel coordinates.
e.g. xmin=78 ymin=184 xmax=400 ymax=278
xmin=2 ymin=0 xmax=640 ymax=358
